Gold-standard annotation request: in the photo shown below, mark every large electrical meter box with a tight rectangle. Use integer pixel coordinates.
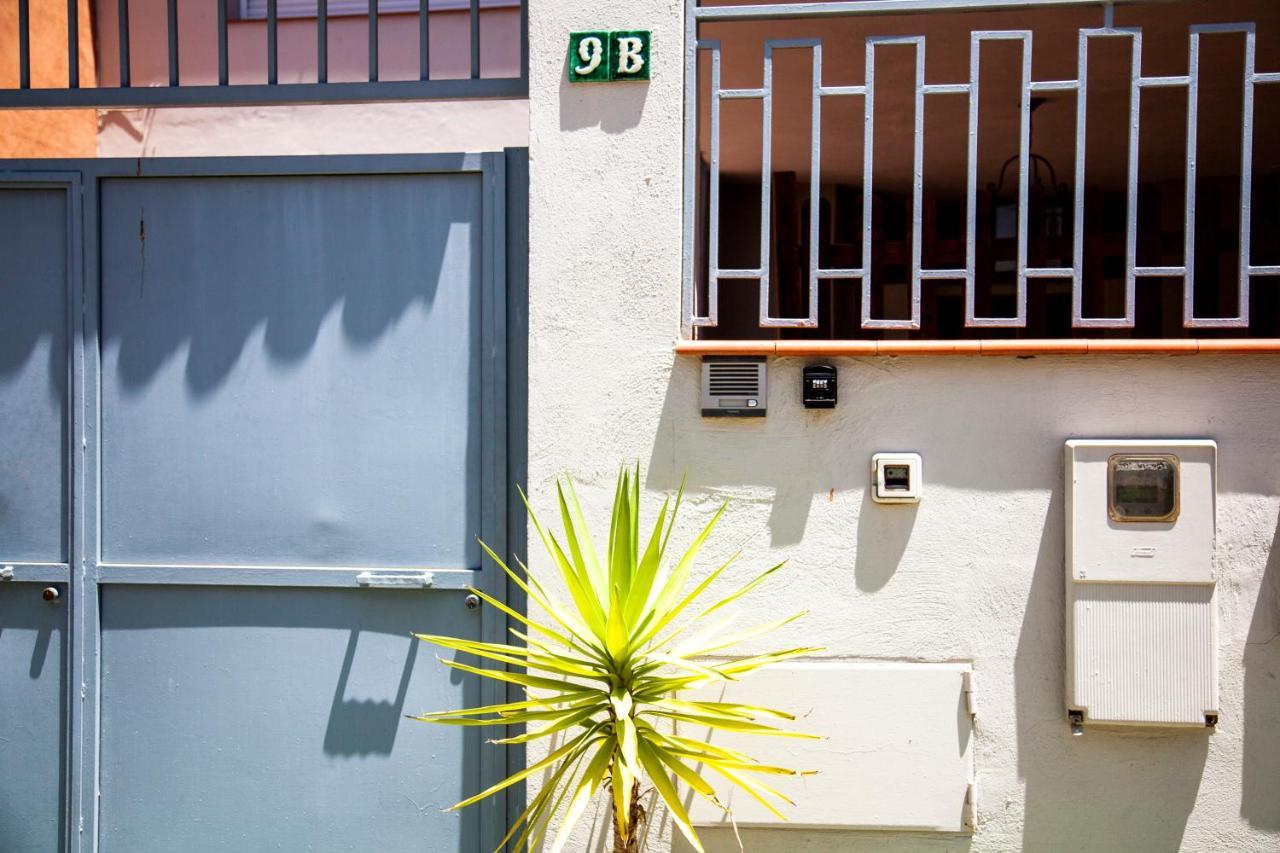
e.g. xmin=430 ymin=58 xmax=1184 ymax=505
xmin=1064 ymin=439 xmax=1219 ymax=729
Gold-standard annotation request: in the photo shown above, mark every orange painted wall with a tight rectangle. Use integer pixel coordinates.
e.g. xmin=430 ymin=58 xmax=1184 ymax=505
xmin=0 ymin=0 xmax=97 ymax=157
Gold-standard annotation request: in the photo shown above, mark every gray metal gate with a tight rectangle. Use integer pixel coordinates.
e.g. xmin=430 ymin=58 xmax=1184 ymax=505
xmin=0 ymin=152 xmax=527 ymax=853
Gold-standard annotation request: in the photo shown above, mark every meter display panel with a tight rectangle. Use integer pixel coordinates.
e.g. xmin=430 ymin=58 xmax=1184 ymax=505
xmin=1107 ymin=454 xmax=1179 ymax=523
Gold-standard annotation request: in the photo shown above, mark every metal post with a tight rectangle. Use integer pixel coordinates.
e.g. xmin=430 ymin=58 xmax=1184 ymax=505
xmin=18 ymin=0 xmax=30 ymax=90
xmin=118 ymin=0 xmax=131 ymax=87
xmin=420 ymin=0 xmax=430 ymax=81
xmin=218 ymin=0 xmax=229 ymax=86
xmin=168 ymin=0 xmax=180 ymax=87
xmin=268 ymin=0 xmax=278 ymax=85
xmin=318 ymin=0 xmax=329 ymax=83
xmin=67 ymin=0 xmax=80 ymax=88
xmin=471 ymin=0 xmax=481 ymax=79
xmin=369 ymin=0 xmax=380 ymax=82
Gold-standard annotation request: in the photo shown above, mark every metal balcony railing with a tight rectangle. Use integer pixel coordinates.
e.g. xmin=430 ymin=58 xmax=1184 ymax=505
xmin=682 ymin=0 xmax=1280 ymax=340
xmin=2 ymin=0 xmax=527 ymax=108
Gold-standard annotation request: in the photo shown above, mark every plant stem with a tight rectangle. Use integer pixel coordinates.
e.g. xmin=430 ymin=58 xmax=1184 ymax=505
xmin=612 ymin=781 xmax=646 ymax=853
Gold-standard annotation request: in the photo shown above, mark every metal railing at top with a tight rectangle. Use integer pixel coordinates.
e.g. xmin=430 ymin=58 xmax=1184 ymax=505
xmin=1 ymin=0 xmax=527 ymax=109
xmin=681 ymin=0 xmax=1280 ymax=337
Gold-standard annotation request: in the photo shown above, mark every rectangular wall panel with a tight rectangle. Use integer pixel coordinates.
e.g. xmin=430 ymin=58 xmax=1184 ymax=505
xmin=684 ymin=661 xmax=974 ymax=833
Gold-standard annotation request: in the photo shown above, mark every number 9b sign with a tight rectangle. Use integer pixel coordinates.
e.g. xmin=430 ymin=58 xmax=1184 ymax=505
xmin=568 ymin=31 xmax=651 ymax=83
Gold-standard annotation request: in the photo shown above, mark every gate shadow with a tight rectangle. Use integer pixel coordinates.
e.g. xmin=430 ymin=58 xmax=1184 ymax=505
xmin=323 ymin=628 xmax=418 ymax=757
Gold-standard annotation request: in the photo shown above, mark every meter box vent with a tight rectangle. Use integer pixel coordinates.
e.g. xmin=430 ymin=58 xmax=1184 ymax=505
xmin=701 ymin=357 xmax=766 ymax=417
xmin=1065 ymin=439 xmax=1219 ymax=729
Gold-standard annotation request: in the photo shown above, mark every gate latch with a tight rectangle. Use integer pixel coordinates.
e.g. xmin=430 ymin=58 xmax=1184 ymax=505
xmin=356 ymin=571 xmax=434 ymax=589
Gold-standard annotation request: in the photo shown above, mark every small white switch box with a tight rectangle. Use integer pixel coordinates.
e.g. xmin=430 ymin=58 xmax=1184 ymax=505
xmin=871 ymin=452 xmax=922 ymax=504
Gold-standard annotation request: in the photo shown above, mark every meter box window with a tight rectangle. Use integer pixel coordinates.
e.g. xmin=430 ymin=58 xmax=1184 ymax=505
xmin=1109 ymin=454 xmax=1179 ymax=522
xmin=1064 ymin=440 xmax=1218 ymax=729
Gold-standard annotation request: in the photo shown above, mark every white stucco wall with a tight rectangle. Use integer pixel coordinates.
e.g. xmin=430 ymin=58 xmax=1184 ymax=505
xmin=526 ymin=2 xmax=1280 ymax=852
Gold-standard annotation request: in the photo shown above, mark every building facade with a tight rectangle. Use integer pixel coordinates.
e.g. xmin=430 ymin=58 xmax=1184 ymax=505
xmin=1 ymin=0 xmax=1278 ymax=851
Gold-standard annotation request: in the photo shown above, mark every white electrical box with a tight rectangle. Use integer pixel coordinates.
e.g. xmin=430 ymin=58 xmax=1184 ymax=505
xmin=1065 ymin=439 xmax=1219 ymax=729
xmin=871 ymin=452 xmax=922 ymax=504
xmin=684 ymin=662 xmax=975 ymax=833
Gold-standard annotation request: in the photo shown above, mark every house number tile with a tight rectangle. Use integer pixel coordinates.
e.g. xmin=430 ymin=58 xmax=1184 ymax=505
xmin=568 ymin=31 xmax=650 ymax=83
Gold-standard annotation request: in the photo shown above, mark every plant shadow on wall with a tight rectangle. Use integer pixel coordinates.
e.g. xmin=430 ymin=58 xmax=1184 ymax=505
xmin=99 ymin=172 xmax=469 ymax=397
xmin=412 ymin=465 xmax=822 ymax=853
xmin=0 ymin=187 xmax=71 ymax=562
xmin=1015 ymin=489 xmax=1209 ymax=851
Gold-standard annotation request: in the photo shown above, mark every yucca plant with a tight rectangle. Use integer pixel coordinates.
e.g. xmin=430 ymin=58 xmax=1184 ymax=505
xmin=412 ymin=465 xmax=820 ymax=853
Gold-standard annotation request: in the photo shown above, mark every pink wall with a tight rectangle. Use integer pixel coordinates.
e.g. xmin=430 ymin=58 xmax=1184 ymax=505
xmin=94 ymin=2 xmax=520 ymax=88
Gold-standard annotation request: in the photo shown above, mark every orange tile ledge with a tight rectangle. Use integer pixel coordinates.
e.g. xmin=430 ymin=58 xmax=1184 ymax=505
xmin=675 ymin=339 xmax=1280 ymax=357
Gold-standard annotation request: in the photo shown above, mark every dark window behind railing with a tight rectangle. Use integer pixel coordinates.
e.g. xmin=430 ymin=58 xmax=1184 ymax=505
xmin=684 ymin=0 xmax=1280 ymax=342
xmin=2 ymin=0 xmax=527 ymax=108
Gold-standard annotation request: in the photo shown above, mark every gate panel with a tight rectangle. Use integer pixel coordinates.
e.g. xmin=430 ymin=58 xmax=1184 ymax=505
xmin=0 ymin=186 xmax=69 ymax=563
xmin=0 ymin=180 xmax=74 ymax=852
xmin=86 ymin=159 xmax=507 ymax=853
xmin=98 ymin=585 xmax=480 ymax=853
xmin=0 ymin=582 xmax=68 ymax=853
xmin=0 ymin=154 xmax=517 ymax=853
xmin=97 ymin=173 xmax=482 ymax=569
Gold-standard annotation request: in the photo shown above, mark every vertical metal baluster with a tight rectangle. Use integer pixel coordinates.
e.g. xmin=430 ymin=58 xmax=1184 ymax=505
xmin=519 ymin=0 xmax=528 ymax=87
xmin=965 ymin=33 xmax=980 ymax=325
xmin=369 ymin=0 xmax=379 ymax=83
xmin=1071 ymin=30 xmax=1089 ymax=325
xmin=67 ymin=0 xmax=80 ymax=88
xmin=267 ymin=0 xmax=278 ymax=85
xmin=470 ymin=0 xmax=481 ymax=79
xmin=1236 ymin=26 xmax=1256 ymax=326
xmin=682 ymin=0 xmax=706 ymax=337
xmin=1014 ymin=33 xmax=1030 ymax=327
xmin=218 ymin=0 xmax=229 ymax=85
xmin=860 ymin=40 xmax=875 ymax=328
xmin=1182 ymin=32 xmax=1199 ymax=326
xmin=707 ymin=43 xmax=722 ymax=327
xmin=758 ymin=44 xmax=775 ymax=327
xmin=118 ymin=0 xmax=131 ymax=87
xmin=167 ymin=0 xmax=180 ymax=86
xmin=419 ymin=0 xmax=430 ymax=81
xmin=808 ymin=42 xmax=822 ymax=328
xmin=910 ymin=38 xmax=926 ymax=329
xmin=1122 ymin=30 xmax=1141 ymax=326
xmin=318 ymin=0 xmax=328 ymax=83
xmin=17 ymin=0 xmax=30 ymax=89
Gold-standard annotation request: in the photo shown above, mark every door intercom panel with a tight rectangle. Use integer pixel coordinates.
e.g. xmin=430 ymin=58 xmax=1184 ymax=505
xmin=1064 ymin=439 xmax=1219 ymax=729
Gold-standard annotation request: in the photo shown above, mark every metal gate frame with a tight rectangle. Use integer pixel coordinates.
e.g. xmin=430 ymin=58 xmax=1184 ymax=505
xmin=0 ymin=150 xmax=528 ymax=853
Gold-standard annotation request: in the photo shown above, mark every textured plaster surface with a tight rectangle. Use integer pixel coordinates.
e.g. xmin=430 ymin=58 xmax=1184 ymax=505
xmin=95 ymin=100 xmax=528 ymax=158
xmin=526 ymin=2 xmax=1280 ymax=852
xmin=0 ymin=0 xmax=97 ymax=157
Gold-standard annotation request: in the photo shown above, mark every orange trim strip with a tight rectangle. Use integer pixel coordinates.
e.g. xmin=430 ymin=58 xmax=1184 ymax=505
xmin=676 ymin=339 xmax=1280 ymax=357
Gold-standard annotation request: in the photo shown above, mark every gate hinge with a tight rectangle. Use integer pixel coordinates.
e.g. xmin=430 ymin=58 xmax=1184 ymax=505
xmin=963 ymin=669 xmax=977 ymax=717
xmin=356 ymin=571 xmax=434 ymax=589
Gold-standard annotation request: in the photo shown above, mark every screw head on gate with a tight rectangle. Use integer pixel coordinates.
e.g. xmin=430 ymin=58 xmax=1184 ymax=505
xmin=464 ymin=593 xmax=480 ymax=611
xmin=42 ymin=586 xmax=61 ymax=603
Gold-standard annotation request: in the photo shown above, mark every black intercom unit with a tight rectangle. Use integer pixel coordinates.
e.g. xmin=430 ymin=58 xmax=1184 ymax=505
xmin=802 ymin=364 xmax=837 ymax=408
